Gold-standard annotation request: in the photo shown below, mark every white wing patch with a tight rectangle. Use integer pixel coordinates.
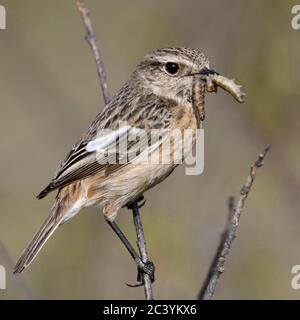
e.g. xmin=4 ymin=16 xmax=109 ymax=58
xmin=86 ymin=126 xmax=132 ymax=152
xmin=86 ymin=125 xmax=171 ymax=165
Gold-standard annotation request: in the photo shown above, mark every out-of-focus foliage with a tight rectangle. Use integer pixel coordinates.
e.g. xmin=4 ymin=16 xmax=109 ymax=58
xmin=0 ymin=0 xmax=299 ymax=299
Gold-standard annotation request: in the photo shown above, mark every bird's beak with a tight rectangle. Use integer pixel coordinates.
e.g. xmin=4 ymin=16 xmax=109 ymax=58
xmin=197 ymin=67 xmax=219 ymax=76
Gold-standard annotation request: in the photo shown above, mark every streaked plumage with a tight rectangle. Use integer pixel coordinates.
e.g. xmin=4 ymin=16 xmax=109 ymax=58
xmin=14 ymin=47 xmax=209 ymax=273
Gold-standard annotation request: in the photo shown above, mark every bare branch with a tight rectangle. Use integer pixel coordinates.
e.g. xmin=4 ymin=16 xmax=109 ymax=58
xmin=75 ymin=0 xmax=153 ymax=299
xmin=198 ymin=145 xmax=271 ymax=300
xmin=75 ymin=0 xmax=110 ymax=105
xmin=131 ymin=203 xmax=154 ymax=300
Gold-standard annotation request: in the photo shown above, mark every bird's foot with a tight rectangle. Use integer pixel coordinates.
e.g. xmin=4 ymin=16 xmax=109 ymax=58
xmin=126 ymin=260 xmax=155 ymax=287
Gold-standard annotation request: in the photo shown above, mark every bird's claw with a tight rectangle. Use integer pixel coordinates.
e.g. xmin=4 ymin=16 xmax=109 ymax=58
xmin=141 ymin=260 xmax=155 ymax=281
xmin=126 ymin=280 xmax=144 ymax=288
xmin=126 ymin=260 xmax=155 ymax=288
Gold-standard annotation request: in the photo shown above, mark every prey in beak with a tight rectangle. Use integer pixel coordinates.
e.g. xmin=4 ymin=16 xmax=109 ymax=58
xmin=197 ymin=67 xmax=246 ymax=103
xmin=191 ymin=67 xmax=245 ymax=127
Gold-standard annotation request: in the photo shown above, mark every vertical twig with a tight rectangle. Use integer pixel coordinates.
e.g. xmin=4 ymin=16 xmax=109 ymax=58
xmin=131 ymin=203 xmax=153 ymax=300
xmin=76 ymin=0 xmax=110 ymax=105
xmin=198 ymin=145 xmax=270 ymax=300
xmin=75 ymin=0 xmax=153 ymax=299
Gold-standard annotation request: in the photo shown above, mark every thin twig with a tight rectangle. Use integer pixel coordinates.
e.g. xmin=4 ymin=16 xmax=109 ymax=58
xmin=198 ymin=145 xmax=271 ymax=300
xmin=131 ymin=203 xmax=153 ymax=300
xmin=75 ymin=0 xmax=110 ymax=105
xmin=75 ymin=0 xmax=153 ymax=299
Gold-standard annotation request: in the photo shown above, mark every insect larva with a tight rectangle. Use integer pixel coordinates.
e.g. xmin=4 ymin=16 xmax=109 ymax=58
xmin=208 ymin=74 xmax=245 ymax=103
xmin=206 ymin=76 xmax=218 ymax=93
xmin=192 ymin=72 xmax=245 ymax=126
xmin=192 ymin=75 xmax=206 ymax=128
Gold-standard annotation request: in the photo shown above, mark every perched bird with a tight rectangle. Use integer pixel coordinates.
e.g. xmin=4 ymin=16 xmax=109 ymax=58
xmin=13 ymin=47 xmax=221 ymax=275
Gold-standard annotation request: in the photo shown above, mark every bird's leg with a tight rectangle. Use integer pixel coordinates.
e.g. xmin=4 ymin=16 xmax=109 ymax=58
xmin=126 ymin=260 xmax=155 ymax=288
xmin=106 ymin=219 xmax=155 ymax=283
xmin=127 ymin=198 xmax=155 ymax=288
xmin=111 ymin=195 xmax=155 ymax=287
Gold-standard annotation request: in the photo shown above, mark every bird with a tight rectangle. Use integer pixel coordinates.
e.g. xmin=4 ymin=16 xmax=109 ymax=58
xmin=13 ymin=47 xmax=215 ymax=276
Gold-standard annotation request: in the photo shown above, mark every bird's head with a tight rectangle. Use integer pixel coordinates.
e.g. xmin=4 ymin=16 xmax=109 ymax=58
xmin=135 ymin=47 xmax=213 ymax=105
xmin=134 ymin=47 xmax=244 ymax=105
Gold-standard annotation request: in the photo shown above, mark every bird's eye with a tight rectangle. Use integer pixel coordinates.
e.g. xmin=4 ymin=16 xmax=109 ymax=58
xmin=165 ymin=62 xmax=179 ymax=75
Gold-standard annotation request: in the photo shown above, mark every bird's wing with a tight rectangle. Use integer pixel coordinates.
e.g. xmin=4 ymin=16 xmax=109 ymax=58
xmin=37 ymin=94 xmax=173 ymax=199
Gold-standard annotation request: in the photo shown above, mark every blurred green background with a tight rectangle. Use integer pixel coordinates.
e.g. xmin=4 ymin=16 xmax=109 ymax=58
xmin=0 ymin=0 xmax=299 ymax=299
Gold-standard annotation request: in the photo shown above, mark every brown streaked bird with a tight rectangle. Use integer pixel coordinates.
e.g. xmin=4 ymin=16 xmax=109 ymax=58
xmin=13 ymin=47 xmax=231 ymax=276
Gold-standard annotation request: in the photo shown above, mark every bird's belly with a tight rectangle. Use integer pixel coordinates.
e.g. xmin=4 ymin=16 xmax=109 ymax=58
xmin=85 ymin=106 xmax=197 ymax=210
xmin=90 ymin=162 xmax=176 ymax=207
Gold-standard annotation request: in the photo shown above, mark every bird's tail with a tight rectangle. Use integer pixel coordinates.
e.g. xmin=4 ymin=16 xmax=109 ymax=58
xmin=13 ymin=201 xmax=64 ymax=274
